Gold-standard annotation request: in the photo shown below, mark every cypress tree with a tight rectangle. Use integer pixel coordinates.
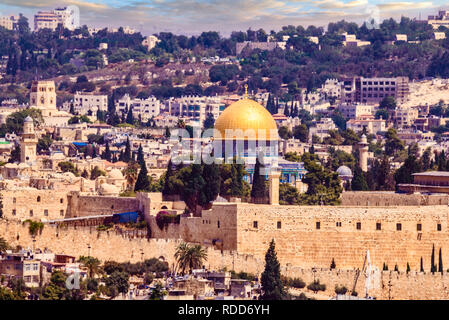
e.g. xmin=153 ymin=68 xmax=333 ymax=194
xmin=123 ymin=137 xmax=131 ymax=163
xmin=126 ymin=107 xmax=134 ymax=125
xmin=431 ymin=244 xmax=436 ymax=274
xmin=163 ymin=159 xmax=174 ymax=196
xmin=406 ymin=262 xmax=410 ymax=273
xmin=394 ymin=264 xmax=398 ymax=272
xmin=284 ymin=102 xmax=290 ymax=117
xmin=261 ymin=239 xmax=285 ymax=300
xmin=250 ymin=157 xmax=267 ymax=202
xmin=103 ymin=142 xmax=111 ymax=162
xmin=134 ymin=160 xmax=150 ymax=192
xmin=137 ymin=144 xmax=144 ymax=166
xmin=439 ymin=248 xmax=443 ymax=273
xmin=330 ymin=258 xmax=336 ymax=269
xmin=351 ymin=165 xmax=369 ymax=191
xmin=420 ymin=257 xmax=424 ymax=272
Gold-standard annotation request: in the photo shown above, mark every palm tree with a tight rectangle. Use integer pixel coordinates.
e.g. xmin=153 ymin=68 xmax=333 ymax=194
xmin=122 ymin=162 xmax=140 ymax=190
xmin=79 ymin=256 xmax=101 ymax=278
xmin=174 ymin=242 xmax=207 ymax=275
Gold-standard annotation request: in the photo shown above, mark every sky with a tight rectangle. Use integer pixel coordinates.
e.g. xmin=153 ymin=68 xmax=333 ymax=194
xmin=0 ymin=0 xmax=448 ymax=36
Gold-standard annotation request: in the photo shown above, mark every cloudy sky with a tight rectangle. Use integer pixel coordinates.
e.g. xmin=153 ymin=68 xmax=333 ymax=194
xmin=0 ymin=0 xmax=448 ymax=35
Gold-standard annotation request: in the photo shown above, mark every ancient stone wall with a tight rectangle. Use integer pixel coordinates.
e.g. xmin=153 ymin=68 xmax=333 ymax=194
xmin=2 ymin=219 xmax=449 ymax=299
xmin=340 ymin=191 xmax=449 ymax=206
xmin=67 ymin=193 xmax=140 ymax=217
xmin=1 ymin=189 xmax=70 ymax=221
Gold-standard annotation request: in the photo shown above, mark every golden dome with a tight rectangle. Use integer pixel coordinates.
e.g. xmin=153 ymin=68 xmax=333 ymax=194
xmin=214 ymin=98 xmax=278 ymax=140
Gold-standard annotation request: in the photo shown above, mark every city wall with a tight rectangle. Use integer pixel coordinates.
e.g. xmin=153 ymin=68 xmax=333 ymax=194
xmin=150 ymin=203 xmax=449 ymax=271
xmin=340 ymin=191 xmax=449 ymax=206
xmin=2 ymin=219 xmax=449 ymax=299
xmin=66 ymin=193 xmax=140 ymax=218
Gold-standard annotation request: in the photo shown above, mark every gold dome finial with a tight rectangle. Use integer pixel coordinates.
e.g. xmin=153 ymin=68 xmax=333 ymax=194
xmin=244 ymin=84 xmax=248 ymax=99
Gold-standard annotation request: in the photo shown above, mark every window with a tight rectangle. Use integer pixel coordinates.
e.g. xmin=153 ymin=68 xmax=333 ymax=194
xmin=60 ymin=198 xmax=63 ymax=204
xmin=12 ymin=209 xmax=16 ymax=216
xmin=336 ymin=222 xmax=342 ymax=227
xmin=417 ymin=223 xmax=422 ymax=231
xmin=438 ymin=224 xmax=442 ymax=231
xmin=44 ymin=209 xmax=48 ymax=216
xmin=37 ymin=196 xmax=41 ymax=202
xmin=376 ymin=223 xmax=381 ymax=230
xmin=253 ymin=221 xmax=258 ymax=229
xmin=217 ymin=221 xmax=220 ymax=228
xmin=30 ymin=210 xmax=33 ymax=217
xmin=60 ymin=210 xmax=64 ymax=216
xmin=316 ymin=222 xmax=320 ymax=230
xmin=13 ymin=198 xmax=16 ymax=204
xmin=396 ymin=223 xmax=402 ymax=231
xmin=277 ymin=221 xmax=282 ymax=229
xmin=356 ymin=222 xmax=361 ymax=230
xmin=33 ymin=263 xmax=39 ymax=271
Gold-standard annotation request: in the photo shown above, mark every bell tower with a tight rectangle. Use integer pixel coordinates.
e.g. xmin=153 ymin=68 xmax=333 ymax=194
xmin=29 ymin=80 xmax=57 ymax=117
xmin=20 ymin=116 xmax=38 ymax=165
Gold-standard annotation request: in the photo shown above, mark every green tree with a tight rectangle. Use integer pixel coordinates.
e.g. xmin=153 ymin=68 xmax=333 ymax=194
xmin=102 ymin=142 xmax=112 ymax=162
xmin=292 ymin=124 xmax=308 ymax=142
xmin=250 ymin=157 xmax=268 ymax=202
xmin=379 ymin=96 xmax=397 ymax=110
xmin=279 ymin=183 xmax=299 ymax=205
xmin=79 ymin=256 xmax=101 ymax=278
xmin=431 ymin=244 xmax=437 ymax=274
xmin=299 ymin=152 xmax=342 ymax=205
xmin=123 ymin=137 xmax=131 ymax=163
xmin=104 ymin=271 xmax=129 ymax=299
xmin=134 ymin=159 xmax=150 ymax=192
xmin=439 ymin=248 xmax=443 ymax=274
xmin=0 ymin=237 xmax=9 ymax=253
xmin=351 ymin=165 xmax=369 ymax=191
xmin=90 ymin=166 xmax=106 ymax=180
xmin=203 ymin=113 xmax=215 ymax=129
xmin=261 ymin=239 xmax=286 ymax=300
xmin=149 ymin=281 xmax=167 ymax=300
xmin=385 ymin=128 xmax=404 ymax=156
xmin=174 ymin=242 xmax=208 ymax=275
xmin=278 ymin=126 xmax=292 ymax=140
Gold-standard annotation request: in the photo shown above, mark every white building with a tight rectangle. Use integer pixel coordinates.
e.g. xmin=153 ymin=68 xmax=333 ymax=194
xmin=72 ymin=92 xmax=108 ymax=115
xmin=347 ymin=115 xmax=387 ymax=134
xmin=115 ymin=94 xmax=161 ymax=123
xmin=321 ymin=79 xmax=342 ymax=100
xmin=142 ymin=35 xmax=160 ymax=51
xmin=0 ymin=15 xmax=19 ymax=30
xmin=34 ymin=7 xmax=77 ymax=31
xmin=168 ymin=95 xmax=225 ymax=125
xmin=338 ymin=103 xmax=376 ymax=120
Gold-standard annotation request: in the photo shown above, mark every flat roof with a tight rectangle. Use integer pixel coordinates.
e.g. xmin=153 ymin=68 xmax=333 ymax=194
xmin=412 ymin=171 xmax=449 ymax=177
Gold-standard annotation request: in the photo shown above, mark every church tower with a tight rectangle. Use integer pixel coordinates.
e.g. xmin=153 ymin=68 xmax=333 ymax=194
xmin=29 ymin=80 xmax=57 ymax=117
xmin=20 ymin=116 xmax=37 ymax=165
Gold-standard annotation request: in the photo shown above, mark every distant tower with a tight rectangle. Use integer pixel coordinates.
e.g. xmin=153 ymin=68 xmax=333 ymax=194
xmin=29 ymin=80 xmax=57 ymax=117
xmin=20 ymin=116 xmax=37 ymax=165
xmin=268 ymin=169 xmax=281 ymax=205
xmin=358 ymin=134 xmax=369 ymax=172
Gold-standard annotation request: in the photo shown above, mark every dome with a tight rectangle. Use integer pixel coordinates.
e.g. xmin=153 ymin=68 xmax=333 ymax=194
xmin=336 ymin=165 xmax=353 ymax=177
xmin=214 ymin=98 xmax=278 ymax=140
xmin=24 ymin=116 xmax=33 ymax=123
xmin=98 ymin=183 xmax=119 ymax=196
xmin=108 ymin=168 xmax=124 ymax=180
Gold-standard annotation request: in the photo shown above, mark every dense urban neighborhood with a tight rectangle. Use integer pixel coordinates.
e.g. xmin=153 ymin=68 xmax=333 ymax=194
xmin=3 ymin=5 xmax=449 ymax=301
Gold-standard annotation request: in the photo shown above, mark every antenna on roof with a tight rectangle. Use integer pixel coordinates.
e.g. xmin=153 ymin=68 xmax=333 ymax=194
xmin=244 ymin=84 xmax=248 ymax=99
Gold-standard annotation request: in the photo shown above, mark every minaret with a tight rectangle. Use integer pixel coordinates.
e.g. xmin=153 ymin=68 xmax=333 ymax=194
xmin=358 ymin=134 xmax=369 ymax=172
xmin=269 ymin=168 xmax=281 ymax=205
xmin=20 ymin=116 xmax=38 ymax=165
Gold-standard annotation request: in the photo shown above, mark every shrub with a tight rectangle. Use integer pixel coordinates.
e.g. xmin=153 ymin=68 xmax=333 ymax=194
xmin=335 ymin=285 xmax=348 ymax=295
xmin=155 ymin=211 xmax=180 ymax=230
xmin=284 ymin=277 xmax=306 ymax=289
xmin=24 ymin=220 xmax=44 ymax=236
xmin=307 ymin=280 xmax=326 ymax=293
xmin=97 ymin=224 xmax=113 ymax=231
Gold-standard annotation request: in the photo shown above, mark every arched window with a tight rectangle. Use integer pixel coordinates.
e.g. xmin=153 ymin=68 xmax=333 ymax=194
xmin=37 ymin=196 xmax=41 ymax=202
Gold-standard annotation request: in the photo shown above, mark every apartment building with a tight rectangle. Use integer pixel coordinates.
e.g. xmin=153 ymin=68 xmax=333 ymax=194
xmin=338 ymin=103 xmax=376 ymax=119
xmin=71 ymin=92 xmax=108 ymax=115
xmin=168 ymin=96 xmax=225 ymax=124
xmin=341 ymin=76 xmax=409 ymax=105
xmin=116 ymin=94 xmax=161 ymax=123
xmin=427 ymin=10 xmax=449 ymax=29
xmin=394 ymin=106 xmax=419 ymax=128
xmin=34 ymin=7 xmax=77 ymax=31
xmin=0 ymin=15 xmax=19 ymax=30
xmin=0 ymin=253 xmax=41 ymax=288
xmin=346 ymin=115 xmax=387 ymax=134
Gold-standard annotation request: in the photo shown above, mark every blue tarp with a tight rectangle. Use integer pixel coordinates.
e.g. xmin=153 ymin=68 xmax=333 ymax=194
xmin=73 ymin=142 xmax=88 ymax=147
xmin=113 ymin=211 xmax=139 ymax=223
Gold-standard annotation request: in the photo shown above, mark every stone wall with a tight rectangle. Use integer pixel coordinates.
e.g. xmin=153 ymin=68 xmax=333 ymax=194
xmin=3 ymin=219 xmax=449 ymax=299
xmin=1 ymin=189 xmax=70 ymax=221
xmin=67 ymin=193 xmax=140 ymax=217
xmin=340 ymin=191 xmax=449 ymax=206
